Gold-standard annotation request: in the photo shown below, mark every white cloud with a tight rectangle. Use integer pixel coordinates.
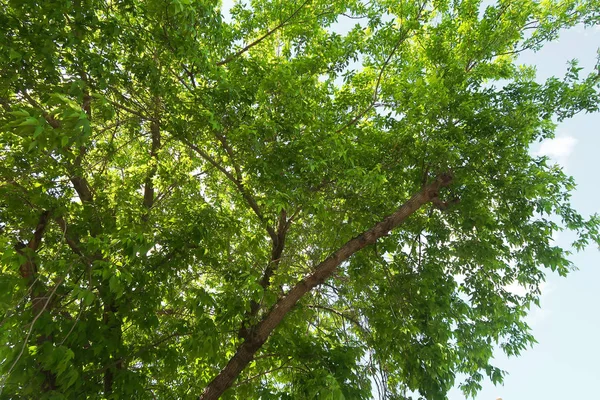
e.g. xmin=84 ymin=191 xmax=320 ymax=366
xmin=535 ymin=135 xmax=578 ymax=166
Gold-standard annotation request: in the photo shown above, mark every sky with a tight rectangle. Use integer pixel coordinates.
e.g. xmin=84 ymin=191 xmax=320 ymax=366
xmin=448 ymin=23 xmax=600 ymax=400
xmin=220 ymin=2 xmax=600 ymax=398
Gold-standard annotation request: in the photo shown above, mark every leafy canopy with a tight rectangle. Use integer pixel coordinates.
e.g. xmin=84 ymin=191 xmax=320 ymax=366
xmin=1 ymin=0 xmax=599 ymax=399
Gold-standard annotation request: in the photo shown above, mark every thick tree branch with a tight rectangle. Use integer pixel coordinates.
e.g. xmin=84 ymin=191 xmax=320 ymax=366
xmin=239 ymin=209 xmax=290 ymax=339
xmin=11 ymin=210 xmax=63 ymax=392
xmin=199 ymin=173 xmax=453 ymax=400
xmin=17 ymin=91 xmax=95 ymax=204
xmin=70 ymin=176 xmax=94 ymax=203
xmin=54 ymin=217 xmax=86 ymax=258
xmin=1 ymin=267 xmax=68 ymax=394
xmin=16 ymin=210 xmax=50 ymax=281
xmin=210 ymin=133 xmax=293 ymax=306
xmin=262 ymin=209 xmax=288 ymax=286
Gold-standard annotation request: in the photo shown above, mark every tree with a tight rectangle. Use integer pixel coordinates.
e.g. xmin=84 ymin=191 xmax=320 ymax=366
xmin=1 ymin=0 xmax=599 ymax=398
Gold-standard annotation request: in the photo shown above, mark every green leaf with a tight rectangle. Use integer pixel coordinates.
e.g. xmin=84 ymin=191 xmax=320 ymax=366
xmin=33 ymin=125 xmax=44 ymax=138
xmin=19 ymin=117 xmax=40 ymax=126
xmin=8 ymin=110 xmax=30 ymax=118
xmin=109 ymin=274 xmax=123 ymax=298
xmin=9 ymin=49 xmax=21 ymax=61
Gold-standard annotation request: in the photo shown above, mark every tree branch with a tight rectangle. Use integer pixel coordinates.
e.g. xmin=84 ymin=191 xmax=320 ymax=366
xmin=216 ymin=0 xmax=311 ymax=66
xmin=336 ymin=2 xmax=427 ymax=133
xmin=306 ymin=304 xmax=369 ymax=336
xmin=17 ymin=91 xmax=95 ymax=204
xmin=183 ymin=138 xmax=276 ymax=239
xmin=198 ymin=173 xmax=454 ymax=399
xmin=239 ymin=209 xmax=290 ymax=339
xmin=143 ymin=98 xmax=161 ymax=211
xmin=16 ymin=210 xmax=50 ymax=281
xmin=21 ymin=92 xmax=61 ymax=129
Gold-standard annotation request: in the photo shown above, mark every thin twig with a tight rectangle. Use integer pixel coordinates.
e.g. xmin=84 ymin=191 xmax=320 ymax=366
xmin=0 ymin=268 xmax=71 ymax=396
xmin=183 ymin=138 xmax=276 ymax=239
xmin=216 ymin=0 xmax=312 ymax=66
xmin=306 ymin=304 xmax=370 ymax=336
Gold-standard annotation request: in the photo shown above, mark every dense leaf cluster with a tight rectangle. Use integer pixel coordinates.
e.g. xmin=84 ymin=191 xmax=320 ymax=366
xmin=1 ymin=0 xmax=599 ymax=398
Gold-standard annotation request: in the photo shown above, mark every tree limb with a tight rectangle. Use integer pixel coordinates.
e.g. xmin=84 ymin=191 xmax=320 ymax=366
xmin=239 ymin=209 xmax=290 ymax=339
xmin=199 ymin=173 xmax=453 ymax=399
xmin=16 ymin=210 xmax=50 ymax=281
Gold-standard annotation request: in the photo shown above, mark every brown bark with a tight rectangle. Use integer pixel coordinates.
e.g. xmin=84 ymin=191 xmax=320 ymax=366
xmin=260 ymin=209 xmax=288 ymax=289
xmin=239 ymin=209 xmax=289 ymax=339
xmin=17 ymin=210 xmax=50 ymax=282
xmin=71 ymin=176 xmax=93 ymax=203
xmin=199 ymin=173 xmax=453 ymax=400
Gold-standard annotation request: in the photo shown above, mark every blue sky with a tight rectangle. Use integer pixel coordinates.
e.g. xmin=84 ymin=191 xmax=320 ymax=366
xmin=448 ymin=23 xmax=600 ymax=400
xmin=220 ymin=2 xmax=600 ymax=398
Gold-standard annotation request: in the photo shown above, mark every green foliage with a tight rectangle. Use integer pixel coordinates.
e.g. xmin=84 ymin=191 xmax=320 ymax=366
xmin=1 ymin=0 xmax=599 ymax=398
